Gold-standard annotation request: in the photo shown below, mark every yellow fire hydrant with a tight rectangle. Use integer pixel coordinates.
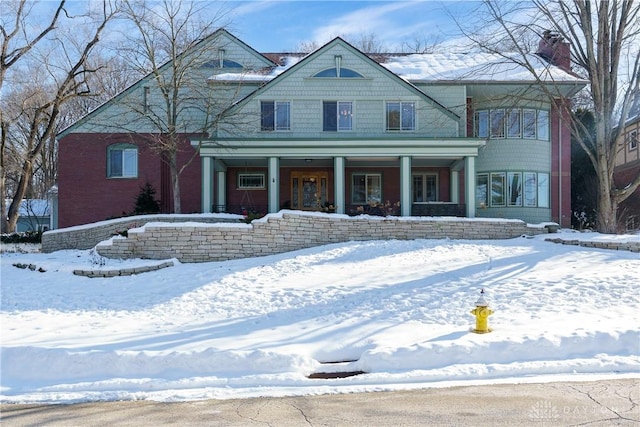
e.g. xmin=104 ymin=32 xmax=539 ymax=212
xmin=470 ymin=289 xmax=493 ymax=334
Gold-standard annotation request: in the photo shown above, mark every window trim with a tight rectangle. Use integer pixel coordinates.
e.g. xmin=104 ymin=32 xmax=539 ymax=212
xmin=629 ymin=130 xmax=638 ymax=150
xmin=476 ymin=173 xmax=489 ymax=208
xmin=490 ymin=109 xmax=506 ymax=138
xmin=107 ymin=143 xmax=138 ymax=179
xmin=351 ymin=172 xmax=382 ymax=204
xmin=537 ymin=110 xmax=549 ymax=141
xmin=323 ymin=101 xmax=353 ymax=132
xmin=490 ymin=172 xmax=506 ymax=207
xmin=474 ymin=108 xmax=550 ymax=140
xmin=507 ymin=109 xmax=521 ymax=138
xmin=237 ymin=173 xmax=265 ymax=189
xmin=475 ymin=171 xmax=550 ymax=208
xmin=507 ymin=172 xmax=522 ymax=206
xmin=412 ymin=173 xmax=438 ymax=202
xmin=261 ymin=100 xmax=291 ymax=131
xmin=386 ymin=101 xmax=416 ymax=132
xmin=313 ymin=67 xmax=364 ymax=78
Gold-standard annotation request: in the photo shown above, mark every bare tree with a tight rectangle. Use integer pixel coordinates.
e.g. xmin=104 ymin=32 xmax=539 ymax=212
xmin=1 ymin=1 xmax=117 ymax=232
xmin=0 ymin=0 xmax=65 ymax=233
xmin=460 ymin=0 xmax=640 ymax=233
xmin=118 ymin=0 xmax=233 ymax=214
xmin=401 ymin=33 xmax=444 ymax=54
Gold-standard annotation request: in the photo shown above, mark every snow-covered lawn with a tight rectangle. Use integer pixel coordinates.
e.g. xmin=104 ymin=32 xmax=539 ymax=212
xmin=1 ymin=230 xmax=639 ymax=403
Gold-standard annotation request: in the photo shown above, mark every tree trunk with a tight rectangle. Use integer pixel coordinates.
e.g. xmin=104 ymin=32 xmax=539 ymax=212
xmin=7 ymin=159 xmax=34 ymax=233
xmin=170 ymin=151 xmax=181 ymax=214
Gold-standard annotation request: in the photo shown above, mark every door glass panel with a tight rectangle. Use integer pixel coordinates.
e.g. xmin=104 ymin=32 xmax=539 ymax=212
xmin=292 ymin=178 xmax=299 ymax=208
xmin=302 ymin=177 xmax=318 ymax=208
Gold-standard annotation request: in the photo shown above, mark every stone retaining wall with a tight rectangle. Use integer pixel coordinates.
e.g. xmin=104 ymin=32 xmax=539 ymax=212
xmin=41 ymin=214 xmax=242 ymax=252
xmin=96 ymin=211 xmax=546 ymax=263
xmin=545 ymin=237 xmax=640 ymax=252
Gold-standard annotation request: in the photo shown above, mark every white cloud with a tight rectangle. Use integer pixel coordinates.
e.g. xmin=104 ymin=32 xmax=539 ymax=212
xmin=311 ymin=2 xmax=426 ymax=45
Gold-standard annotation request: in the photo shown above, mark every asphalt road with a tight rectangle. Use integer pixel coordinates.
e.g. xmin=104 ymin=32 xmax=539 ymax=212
xmin=1 ymin=378 xmax=639 ymax=426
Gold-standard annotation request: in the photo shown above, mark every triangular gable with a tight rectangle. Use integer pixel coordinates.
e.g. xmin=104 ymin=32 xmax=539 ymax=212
xmin=225 ymin=37 xmax=460 ymax=122
xmin=58 ymin=29 xmax=276 ymax=138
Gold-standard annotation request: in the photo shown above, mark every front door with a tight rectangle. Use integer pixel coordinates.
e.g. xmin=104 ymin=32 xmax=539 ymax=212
xmin=290 ymin=171 xmax=328 ymax=210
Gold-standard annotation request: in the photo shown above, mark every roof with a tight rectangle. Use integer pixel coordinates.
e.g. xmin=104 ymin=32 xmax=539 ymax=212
xmin=210 ymin=50 xmax=587 ymax=85
xmin=381 ymin=52 xmax=586 ymax=83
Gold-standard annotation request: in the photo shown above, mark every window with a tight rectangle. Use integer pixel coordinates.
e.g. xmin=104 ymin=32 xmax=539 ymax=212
xmin=412 ymin=174 xmax=438 ymax=202
xmin=386 ymin=102 xmax=415 ymax=131
xmin=490 ymin=172 xmax=506 ymax=206
xmin=523 ymin=109 xmax=536 ymax=138
xmin=475 ymin=111 xmax=489 ymax=138
xmin=629 ymin=130 xmax=638 ymax=150
xmin=537 ymin=173 xmax=549 ymax=208
xmin=475 ymin=108 xmax=549 ymax=140
xmin=107 ymin=144 xmax=137 ymax=178
xmin=537 ymin=110 xmax=549 ymax=141
xmin=490 ymin=109 xmax=505 ymax=138
xmin=507 ymin=109 xmax=521 ymax=138
xmin=476 ymin=174 xmax=489 ymax=208
xmin=352 ymin=173 xmax=381 ymax=204
xmin=261 ymin=101 xmax=290 ymax=131
xmin=478 ymin=171 xmax=549 ymax=208
xmin=313 ymin=68 xmax=364 ymax=78
xmin=238 ymin=173 xmax=265 ymax=189
xmin=507 ymin=172 xmax=522 ymax=206
xmin=323 ymin=101 xmax=353 ymax=131
xmin=523 ymin=172 xmax=537 ymax=207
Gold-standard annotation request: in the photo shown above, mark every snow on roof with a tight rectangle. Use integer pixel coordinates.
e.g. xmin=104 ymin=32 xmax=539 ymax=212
xmin=209 ymin=55 xmax=304 ymax=82
xmin=381 ymin=52 xmax=585 ymax=83
xmin=210 ymin=51 xmax=585 ymax=85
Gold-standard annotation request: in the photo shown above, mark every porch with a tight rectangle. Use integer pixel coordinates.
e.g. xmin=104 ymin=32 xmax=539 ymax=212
xmin=196 ymin=137 xmax=485 ymax=219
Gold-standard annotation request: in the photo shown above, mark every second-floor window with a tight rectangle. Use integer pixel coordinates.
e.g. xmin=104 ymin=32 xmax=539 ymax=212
xmin=475 ymin=108 xmax=549 ymax=140
xmin=107 ymin=144 xmax=138 ymax=178
xmin=386 ymin=102 xmax=415 ymax=131
xmin=323 ymin=101 xmax=353 ymax=131
xmin=261 ymin=101 xmax=290 ymax=131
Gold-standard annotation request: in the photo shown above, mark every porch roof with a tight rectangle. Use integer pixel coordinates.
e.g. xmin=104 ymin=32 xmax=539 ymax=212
xmin=194 ymin=137 xmax=485 ymax=158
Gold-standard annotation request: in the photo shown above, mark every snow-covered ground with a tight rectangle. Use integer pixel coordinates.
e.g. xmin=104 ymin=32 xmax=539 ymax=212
xmin=1 ymin=228 xmax=639 ymax=404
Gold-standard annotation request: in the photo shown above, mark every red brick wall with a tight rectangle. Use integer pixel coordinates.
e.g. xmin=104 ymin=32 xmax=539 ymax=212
xmin=58 ymin=133 xmax=201 ymax=228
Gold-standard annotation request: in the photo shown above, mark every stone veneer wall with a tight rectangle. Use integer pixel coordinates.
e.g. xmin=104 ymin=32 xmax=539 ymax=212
xmin=41 ymin=214 xmax=242 ymax=252
xmin=95 ymin=211 xmax=545 ymax=263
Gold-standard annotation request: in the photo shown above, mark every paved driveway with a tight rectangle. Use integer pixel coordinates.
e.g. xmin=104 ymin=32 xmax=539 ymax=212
xmin=2 ymin=379 xmax=638 ymax=426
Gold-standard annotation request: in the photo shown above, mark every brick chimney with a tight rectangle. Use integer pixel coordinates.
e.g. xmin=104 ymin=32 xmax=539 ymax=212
xmin=536 ymin=30 xmax=571 ymax=72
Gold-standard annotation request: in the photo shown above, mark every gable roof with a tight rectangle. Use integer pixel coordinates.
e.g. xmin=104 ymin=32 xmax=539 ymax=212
xmin=57 ymin=29 xmax=276 ymax=138
xmin=219 ymin=37 xmax=461 ymax=122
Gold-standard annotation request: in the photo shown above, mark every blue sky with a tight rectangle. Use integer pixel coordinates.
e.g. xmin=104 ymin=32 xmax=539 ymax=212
xmin=225 ymin=1 xmax=474 ymax=52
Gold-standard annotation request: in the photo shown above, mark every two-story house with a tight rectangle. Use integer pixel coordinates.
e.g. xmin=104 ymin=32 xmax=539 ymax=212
xmin=57 ymin=30 xmax=586 ymax=228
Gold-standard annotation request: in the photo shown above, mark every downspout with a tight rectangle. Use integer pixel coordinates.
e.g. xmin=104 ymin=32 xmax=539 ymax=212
xmin=558 ymin=105 xmax=562 ymax=226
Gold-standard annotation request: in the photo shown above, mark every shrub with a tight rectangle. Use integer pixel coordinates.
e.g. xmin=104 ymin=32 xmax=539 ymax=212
xmin=1 ymin=230 xmax=43 ymax=244
xmin=133 ymin=182 xmax=160 ymax=215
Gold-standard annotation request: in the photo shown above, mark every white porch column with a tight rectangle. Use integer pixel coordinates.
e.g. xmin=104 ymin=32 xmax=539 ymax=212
xmin=216 ymin=171 xmax=226 ymax=212
xmin=268 ymin=157 xmax=280 ymax=213
xmin=201 ymin=157 xmax=214 ymax=213
xmin=450 ymin=170 xmax=460 ymax=203
xmin=400 ymin=156 xmax=412 ymax=216
xmin=334 ymin=156 xmax=345 ymax=214
xmin=464 ymin=156 xmax=476 ymax=218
